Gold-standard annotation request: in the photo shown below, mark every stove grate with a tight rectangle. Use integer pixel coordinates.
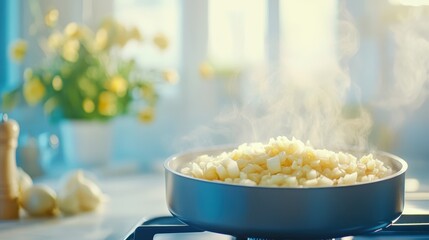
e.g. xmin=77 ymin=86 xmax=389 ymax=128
xmin=124 ymin=215 xmax=429 ymax=240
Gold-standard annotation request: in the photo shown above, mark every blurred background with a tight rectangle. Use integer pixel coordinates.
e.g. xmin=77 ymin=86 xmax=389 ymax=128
xmin=1 ymin=0 xmax=429 ymax=178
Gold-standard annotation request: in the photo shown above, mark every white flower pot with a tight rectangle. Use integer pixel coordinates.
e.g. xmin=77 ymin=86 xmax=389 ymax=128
xmin=59 ymin=121 xmax=112 ymax=167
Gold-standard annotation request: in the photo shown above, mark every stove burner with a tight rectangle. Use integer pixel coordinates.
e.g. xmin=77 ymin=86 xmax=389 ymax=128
xmin=124 ymin=215 xmax=429 ymax=240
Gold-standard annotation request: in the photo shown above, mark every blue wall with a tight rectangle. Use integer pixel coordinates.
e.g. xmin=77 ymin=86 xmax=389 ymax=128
xmin=0 ymin=0 xmax=20 ymax=93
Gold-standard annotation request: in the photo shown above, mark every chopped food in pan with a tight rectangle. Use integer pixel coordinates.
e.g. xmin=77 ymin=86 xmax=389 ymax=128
xmin=180 ymin=136 xmax=392 ymax=187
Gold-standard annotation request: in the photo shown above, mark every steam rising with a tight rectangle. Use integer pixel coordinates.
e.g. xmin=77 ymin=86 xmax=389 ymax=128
xmin=179 ymin=5 xmax=429 ymax=152
xmin=180 ymin=6 xmax=373 ymax=151
xmin=377 ymin=8 xmax=429 ymax=119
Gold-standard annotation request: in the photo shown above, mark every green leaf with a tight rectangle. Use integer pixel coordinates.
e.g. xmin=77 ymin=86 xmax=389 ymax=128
xmin=1 ymin=89 xmax=21 ymax=110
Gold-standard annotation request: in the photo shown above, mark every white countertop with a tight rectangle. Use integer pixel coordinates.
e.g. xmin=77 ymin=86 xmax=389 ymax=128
xmin=0 ymin=173 xmax=169 ymax=240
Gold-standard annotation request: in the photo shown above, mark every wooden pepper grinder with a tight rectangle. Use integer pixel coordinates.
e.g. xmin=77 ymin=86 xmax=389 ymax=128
xmin=0 ymin=113 xmax=20 ymax=220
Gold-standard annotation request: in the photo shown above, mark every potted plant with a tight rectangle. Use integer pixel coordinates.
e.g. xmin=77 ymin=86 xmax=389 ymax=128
xmin=3 ymin=9 xmax=178 ymax=166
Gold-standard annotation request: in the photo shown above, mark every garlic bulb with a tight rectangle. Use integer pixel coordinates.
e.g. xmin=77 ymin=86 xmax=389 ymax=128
xmin=16 ymin=168 xmax=33 ymax=204
xmin=57 ymin=190 xmax=80 ymax=215
xmin=58 ymin=170 xmax=104 ymax=214
xmin=21 ymin=185 xmax=57 ymax=217
xmin=78 ymin=178 xmax=103 ymax=211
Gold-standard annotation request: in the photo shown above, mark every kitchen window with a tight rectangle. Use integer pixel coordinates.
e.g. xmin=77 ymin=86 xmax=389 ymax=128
xmin=2 ymin=0 xmax=429 ymax=169
xmin=0 ymin=0 xmax=371 ymax=162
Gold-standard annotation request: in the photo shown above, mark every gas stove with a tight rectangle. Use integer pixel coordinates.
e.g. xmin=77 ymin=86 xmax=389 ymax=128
xmin=124 ymin=213 xmax=429 ymax=240
xmin=124 ymin=172 xmax=429 ymax=240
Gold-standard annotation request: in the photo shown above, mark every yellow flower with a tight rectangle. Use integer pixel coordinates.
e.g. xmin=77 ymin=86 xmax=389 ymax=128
xmin=138 ymin=107 xmax=155 ymax=123
xmin=128 ymin=27 xmax=143 ymax=41
xmin=199 ymin=62 xmax=214 ymax=80
xmin=94 ymin=28 xmax=108 ymax=51
xmin=105 ymin=75 xmax=128 ymax=97
xmin=10 ymin=39 xmax=27 ymax=62
xmin=116 ymin=24 xmax=128 ymax=47
xmin=64 ymin=23 xmax=80 ymax=38
xmin=98 ymin=92 xmax=117 ymax=116
xmin=52 ymin=76 xmax=63 ymax=91
xmin=82 ymin=98 xmax=95 ymax=113
xmin=62 ymin=39 xmax=80 ymax=62
xmin=44 ymin=9 xmax=59 ymax=27
xmin=162 ymin=69 xmax=179 ymax=84
xmin=47 ymin=32 xmax=63 ymax=51
xmin=153 ymin=33 xmax=169 ymax=50
xmin=24 ymin=78 xmax=46 ymax=105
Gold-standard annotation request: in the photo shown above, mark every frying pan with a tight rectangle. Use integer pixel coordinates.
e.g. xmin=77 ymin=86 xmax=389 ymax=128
xmin=164 ymin=147 xmax=407 ymax=239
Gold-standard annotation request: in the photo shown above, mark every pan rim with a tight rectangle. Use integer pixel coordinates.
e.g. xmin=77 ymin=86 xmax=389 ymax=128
xmin=164 ymin=145 xmax=408 ymax=190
